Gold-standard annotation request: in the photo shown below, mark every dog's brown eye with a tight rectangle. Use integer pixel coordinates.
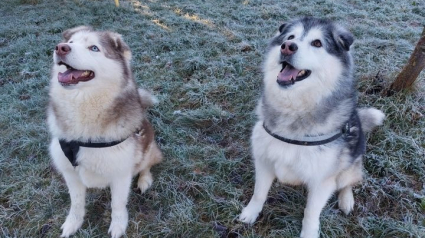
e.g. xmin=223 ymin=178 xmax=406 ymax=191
xmin=288 ymin=35 xmax=295 ymax=40
xmin=311 ymin=40 xmax=322 ymax=48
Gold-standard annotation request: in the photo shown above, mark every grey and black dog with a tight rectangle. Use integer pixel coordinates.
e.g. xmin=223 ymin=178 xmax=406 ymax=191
xmin=239 ymin=17 xmax=385 ymax=238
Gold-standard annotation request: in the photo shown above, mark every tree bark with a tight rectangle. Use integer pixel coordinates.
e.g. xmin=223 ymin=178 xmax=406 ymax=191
xmin=386 ymin=27 xmax=425 ymax=96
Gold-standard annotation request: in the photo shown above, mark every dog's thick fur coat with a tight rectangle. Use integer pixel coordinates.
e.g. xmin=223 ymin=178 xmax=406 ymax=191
xmin=239 ymin=18 xmax=385 ymax=238
xmin=48 ymin=26 xmax=162 ymax=238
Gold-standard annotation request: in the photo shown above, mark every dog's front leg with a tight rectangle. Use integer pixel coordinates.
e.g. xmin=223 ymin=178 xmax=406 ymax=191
xmin=61 ymin=172 xmax=87 ymax=237
xmin=239 ymin=159 xmax=275 ymax=224
xmin=300 ymin=178 xmax=336 ymax=238
xmin=108 ymin=175 xmax=132 ymax=238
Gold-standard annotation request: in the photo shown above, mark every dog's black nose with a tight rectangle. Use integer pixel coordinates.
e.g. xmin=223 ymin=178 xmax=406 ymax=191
xmin=55 ymin=43 xmax=71 ymax=56
xmin=281 ymin=42 xmax=298 ymax=55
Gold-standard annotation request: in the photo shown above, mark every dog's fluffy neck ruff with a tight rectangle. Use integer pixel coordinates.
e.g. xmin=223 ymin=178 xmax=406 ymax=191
xmin=49 ymin=79 xmax=144 ymax=142
xmin=51 ymin=82 xmax=145 ymax=166
xmin=259 ymin=90 xmax=355 ymax=139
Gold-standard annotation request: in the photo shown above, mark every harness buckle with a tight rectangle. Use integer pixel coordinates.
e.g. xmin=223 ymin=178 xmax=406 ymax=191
xmin=342 ymin=122 xmax=351 ymax=137
xmin=135 ymin=128 xmax=145 ymax=137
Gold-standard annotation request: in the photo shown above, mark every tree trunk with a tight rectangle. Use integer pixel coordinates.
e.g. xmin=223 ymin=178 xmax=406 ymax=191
xmin=386 ymin=27 xmax=425 ymax=96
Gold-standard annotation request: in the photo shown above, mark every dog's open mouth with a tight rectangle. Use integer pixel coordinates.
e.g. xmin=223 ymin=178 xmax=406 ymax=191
xmin=58 ymin=61 xmax=95 ymax=86
xmin=277 ymin=62 xmax=311 ymax=87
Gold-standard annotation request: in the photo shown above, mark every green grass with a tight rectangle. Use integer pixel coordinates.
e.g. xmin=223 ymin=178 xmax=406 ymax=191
xmin=1 ymin=0 xmax=424 ymax=237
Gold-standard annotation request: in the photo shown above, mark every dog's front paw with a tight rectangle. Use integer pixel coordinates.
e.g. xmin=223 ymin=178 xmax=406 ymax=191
xmin=108 ymin=224 xmax=126 ymax=238
xmin=137 ymin=172 xmax=153 ymax=193
xmin=338 ymin=188 xmax=355 ymax=215
xmin=60 ymin=214 xmax=84 ymax=237
xmin=108 ymin=213 xmax=128 ymax=238
xmin=300 ymin=228 xmax=319 ymax=238
xmin=239 ymin=205 xmax=261 ymax=224
xmin=300 ymin=218 xmax=320 ymax=238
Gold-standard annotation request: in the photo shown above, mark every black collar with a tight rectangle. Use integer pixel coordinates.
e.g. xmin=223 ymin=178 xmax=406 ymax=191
xmin=262 ymin=121 xmax=350 ymax=146
xmin=59 ymin=138 xmax=127 ymax=167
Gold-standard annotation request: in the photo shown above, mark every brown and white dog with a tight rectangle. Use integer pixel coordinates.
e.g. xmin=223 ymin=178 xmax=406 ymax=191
xmin=47 ymin=26 xmax=162 ymax=238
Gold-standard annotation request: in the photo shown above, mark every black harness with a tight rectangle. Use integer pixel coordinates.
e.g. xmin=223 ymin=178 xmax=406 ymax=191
xmin=59 ymin=138 xmax=126 ymax=167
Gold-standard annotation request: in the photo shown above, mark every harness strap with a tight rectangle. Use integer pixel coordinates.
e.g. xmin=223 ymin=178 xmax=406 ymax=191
xmin=58 ymin=138 xmax=126 ymax=167
xmin=262 ymin=121 xmax=350 ymax=146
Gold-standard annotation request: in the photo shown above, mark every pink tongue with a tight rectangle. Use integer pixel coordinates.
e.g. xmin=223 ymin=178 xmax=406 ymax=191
xmin=278 ymin=65 xmax=300 ymax=82
xmin=58 ymin=69 xmax=87 ymax=84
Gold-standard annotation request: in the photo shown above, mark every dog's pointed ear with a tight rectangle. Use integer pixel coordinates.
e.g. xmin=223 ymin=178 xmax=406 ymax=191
xmin=335 ymin=28 xmax=354 ymax=51
xmin=106 ymin=32 xmax=132 ymax=61
xmin=279 ymin=23 xmax=287 ymax=33
xmin=62 ymin=26 xmax=92 ymax=42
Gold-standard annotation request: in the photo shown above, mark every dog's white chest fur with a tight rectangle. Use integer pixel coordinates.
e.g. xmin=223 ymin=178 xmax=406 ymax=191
xmin=252 ymin=121 xmax=340 ymax=185
xmin=77 ymin=145 xmax=136 ymax=188
xmin=50 ymin=139 xmax=138 ymax=188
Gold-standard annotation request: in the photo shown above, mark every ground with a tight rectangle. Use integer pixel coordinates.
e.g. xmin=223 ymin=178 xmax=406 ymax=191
xmin=0 ymin=0 xmax=424 ymax=237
